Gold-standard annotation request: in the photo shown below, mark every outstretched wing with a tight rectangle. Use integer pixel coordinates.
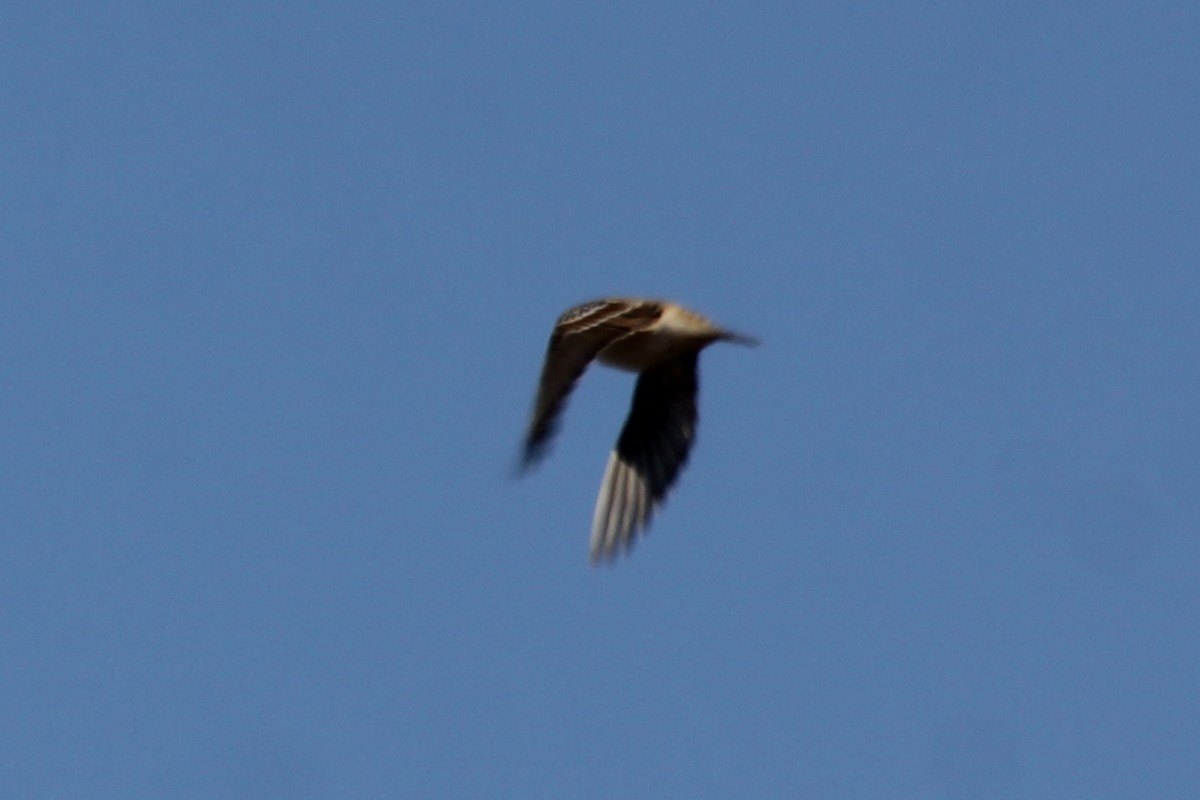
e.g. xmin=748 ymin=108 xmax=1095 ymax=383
xmin=589 ymin=352 xmax=699 ymax=562
xmin=520 ymin=300 xmax=664 ymax=469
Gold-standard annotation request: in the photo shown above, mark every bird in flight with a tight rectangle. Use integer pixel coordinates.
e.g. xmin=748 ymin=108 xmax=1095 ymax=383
xmin=519 ymin=298 xmax=757 ymax=563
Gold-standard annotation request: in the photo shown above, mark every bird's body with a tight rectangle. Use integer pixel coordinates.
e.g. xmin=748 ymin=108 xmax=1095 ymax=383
xmin=519 ymin=298 xmax=756 ymax=563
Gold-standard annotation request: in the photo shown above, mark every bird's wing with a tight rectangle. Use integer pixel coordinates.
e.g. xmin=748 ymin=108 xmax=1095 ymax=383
xmin=590 ymin=351 xmax=699 ymax=562
xmin=521 ymin=300 xmax=664 ymax=469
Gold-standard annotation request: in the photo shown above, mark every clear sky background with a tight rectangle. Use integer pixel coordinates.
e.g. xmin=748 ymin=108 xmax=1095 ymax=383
xmin=3 ymin=3 xmax=1198 ymax=798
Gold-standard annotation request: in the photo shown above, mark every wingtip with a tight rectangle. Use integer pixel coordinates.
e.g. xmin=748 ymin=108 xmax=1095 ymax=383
xmin=588 ymin=538 xmax=631 ymax=566
xmin=514 ymin=441 xmax=546 ymax=478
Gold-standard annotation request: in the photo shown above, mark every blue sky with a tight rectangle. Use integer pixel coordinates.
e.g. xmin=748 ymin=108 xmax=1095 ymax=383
xmin=3 ymin=2 xmax=1198 ymax=797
